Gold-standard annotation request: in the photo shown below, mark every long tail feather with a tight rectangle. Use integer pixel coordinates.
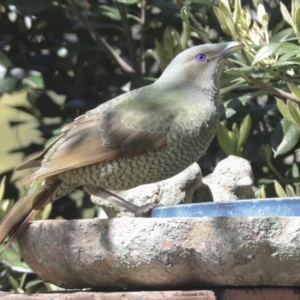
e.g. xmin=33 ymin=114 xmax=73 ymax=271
xmin=0 ymin=180 xmax=62 ymax=255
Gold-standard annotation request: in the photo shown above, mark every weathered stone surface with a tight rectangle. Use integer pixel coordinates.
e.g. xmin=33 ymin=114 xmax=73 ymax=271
xmin=2 ymin=289 xmax=300 ymax=300
xmin=18 ymin=217 xmax=300 ymax=289
xmin=216 ymin=288 xmax=300 ymax=300
xmin=91 ymin=163 xmax=202 ymax=217
xmin=194 ymin=155 xmax=255 ymax=202
xmin=0 ymin=291 xmax=216 ymax=300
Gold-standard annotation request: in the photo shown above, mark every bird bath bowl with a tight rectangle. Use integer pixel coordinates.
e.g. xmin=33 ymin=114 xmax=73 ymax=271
xmin=18 ymin=197 xmax=300 ymax=289
xmin=151 ymin=197 xmax=300 ymax=217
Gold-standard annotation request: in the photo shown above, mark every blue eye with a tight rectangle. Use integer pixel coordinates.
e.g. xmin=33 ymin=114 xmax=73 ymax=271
xmin=195 ymin=54 xmax=206 ymax=62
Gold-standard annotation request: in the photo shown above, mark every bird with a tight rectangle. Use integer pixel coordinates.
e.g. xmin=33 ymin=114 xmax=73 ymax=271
xmin=0 ymin=41 xmax=243 ymax=253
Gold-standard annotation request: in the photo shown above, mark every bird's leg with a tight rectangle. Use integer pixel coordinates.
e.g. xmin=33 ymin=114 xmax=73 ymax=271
xmin=85 ymin=185 xmax=158 ymax=217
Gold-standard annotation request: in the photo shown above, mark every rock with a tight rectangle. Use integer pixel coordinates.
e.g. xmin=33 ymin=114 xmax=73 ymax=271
xmin=18 ymin=217 xmax=300 ymax=289
xmin=194 ymin=155 xmax=255 ymax=202
xmin=91 ymin=163 xmax=202 ymax=217
xmin=0 ymin=291 xmax=216 ymax=300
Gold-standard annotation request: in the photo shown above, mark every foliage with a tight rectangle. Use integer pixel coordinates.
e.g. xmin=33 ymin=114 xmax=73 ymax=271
xmin=0 ymin=0 xmax=300 ymax=292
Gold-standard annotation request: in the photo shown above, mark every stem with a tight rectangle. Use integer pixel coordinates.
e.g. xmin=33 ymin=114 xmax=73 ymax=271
xmin=250 ymin=78 xmax=300 ymax=104
xmin=140 ymin=0 xmax=146 ymax=75
xmin=67 ymin=0 xmax=134 ymax=76
xmin=116 ymin=1 xmax=140 ymax=77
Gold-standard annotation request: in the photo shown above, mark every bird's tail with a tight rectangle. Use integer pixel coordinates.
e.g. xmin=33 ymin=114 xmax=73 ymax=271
xmin=0 ymin=179 xmax=62 ymax=255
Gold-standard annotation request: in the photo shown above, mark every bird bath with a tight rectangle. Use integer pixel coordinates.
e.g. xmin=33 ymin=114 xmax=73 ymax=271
xmin=17 ymin=197 xmax=300 ymax=289
xmin=151 ymin=197 xmax=300 ymax=217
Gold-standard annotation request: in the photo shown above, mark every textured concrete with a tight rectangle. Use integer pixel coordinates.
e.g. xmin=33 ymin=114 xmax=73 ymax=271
xmin=91 ymin=163 xmax=202 ymax=217
xmin=194 ymin=155 xmax=255 ymax=202
xmin=0 ymin=291 xmax=216 ymax=300
xmin=2 ymin=289 xmax=300 ymax=300
xmin=18 ymin=217 xmax=300 ymax=289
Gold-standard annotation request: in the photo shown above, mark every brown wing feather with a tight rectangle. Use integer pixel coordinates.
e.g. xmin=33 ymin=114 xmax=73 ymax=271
xmin=22 ymin=109 xmax=168 ymax=183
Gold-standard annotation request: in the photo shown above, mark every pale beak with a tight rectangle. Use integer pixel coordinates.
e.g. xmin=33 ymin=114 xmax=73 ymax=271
xmin=221 ymin=41 xmax=244 ymax=57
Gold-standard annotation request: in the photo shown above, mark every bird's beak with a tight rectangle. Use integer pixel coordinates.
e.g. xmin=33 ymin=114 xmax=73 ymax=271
xmin=221 ymin=41 xmax=244 ymax=58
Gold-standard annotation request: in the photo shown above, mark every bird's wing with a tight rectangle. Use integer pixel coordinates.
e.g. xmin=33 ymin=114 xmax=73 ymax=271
xmin=21 ymin=93 xmax=179 ymax=183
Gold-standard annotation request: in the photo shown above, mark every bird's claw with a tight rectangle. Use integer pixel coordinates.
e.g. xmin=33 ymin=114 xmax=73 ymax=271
xmin=135 ymin=202 xmax=162 ymax=217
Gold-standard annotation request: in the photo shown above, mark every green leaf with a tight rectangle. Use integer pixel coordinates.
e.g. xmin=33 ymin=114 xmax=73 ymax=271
xmin=218 ymin=1 xmax=235 ymax=35
xmin=22 ymin=76 xmax=44 ymax=89
xmin=271 ymin=61 xmax=300 ymax=68
xmin=276 ymin=98 xmax=298 ymax=126
xmin=260 ymin=144 xmax=272 ymax=165
xmin=295 ymin=7 xmax=300 ymax=32
xmin=217 ymin=122 xmax=235 ymax=155
xmin=287 ymin=100 xmax=300 ymax=126
xmin=296 ymin=183 xmax=300 ymax=196
xmin=288 ymin=83 xmax=300 ymax=100
xmin=233 ymin=0 xmax=242 ymax=24
xmin=270 ymin=28 xmax=294 ymax=43
xmin=286 ymin=185 xmax=296 ymax=197
xmin=225 ymin=66 xmax=260 ymax=75
xmin=0 ymin=49 xmax=13 ymax=68
xmin=257 ymin=185 xmax=266 ymax=198
xmin=274 ymin=180 xmax=287 ymax=197
xmin=280 ymin=2 xmax=294 ymax=27
xmin=232 ymin=123 xmax=240 ymax=155
xmin=274 ymin=118 xmax=300 ymax=156
xmin=0 ymin=177 xmax=6 ymax=201
xmin=252 ymin=43 xmax=281 ymax=65
xmin=238 ymin=114 xmax=251 ymax=149
xmin=181 ymin=6 xmax=190 ymax=25
xmin=213 ymin=7 xmax=232 ymax=35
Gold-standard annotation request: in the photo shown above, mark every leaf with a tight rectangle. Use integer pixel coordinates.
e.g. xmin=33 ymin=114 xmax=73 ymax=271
xmin=238 ymin=115 xmax=251 ymax=149
xmin=218 ymin=1 xmax=235 ymax=35
xmin=0 ymin=177 xmax=6 ymax=201
xmin=259 ymin=144 xmax=272 ymax=165
xmin=252 ymin=43 xmax=281 ymax=65
xmin=257 ymin=185 xmax=266 ymax=198
xmin=287 ymin=100 xmax=300 ymax=126
xmin=280 ymin=2 xmax=294 ymax=27
xmin=0 ymin=49 xmax=13 ymax=68
xmin=288 ymin=83 xmax=300 ymax=100
xmin=233 ymin=0 xmax=242 ymax=24
xmin=231 ymin=122 xmax=240 ymax=155
xmin=295 ymin=7 xmax=300 ymax=34
xmin=22 ymin=76 xmax=44 ymax=89
xmin=276 ymin=98 xmax=298 ymax=126
xmin=270 ymin=28 xmax=294 ymax=43
xmin=225 ymin=66 xmax=260 ymax=75
xmin=181 ymin=6 xmax=190 ymax=25
xmin=271 ymin=61 xmax=300 ymax=68
xmin=286 ymin=184 xmax=296 ymax=197
xmin=274 ymin=180 xmax=287 ymax=197
xmin=213 ymin=7 xmax=232 ymax=35
xmin=217 ymin=122 xmax=235 ymax=155
xmin=274 ymin=118 xmax=300 ymax=156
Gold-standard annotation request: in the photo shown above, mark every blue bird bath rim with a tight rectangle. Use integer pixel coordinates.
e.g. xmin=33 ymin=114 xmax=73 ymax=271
xmin=151 ymin=197 xmax=300 ymax=218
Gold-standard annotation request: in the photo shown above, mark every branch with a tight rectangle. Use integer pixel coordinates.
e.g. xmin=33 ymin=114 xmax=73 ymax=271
xmin=140 ymin=0 xmax=146 ymax=75
xmin=67 ymin=0 xmax=134 ymax=76
xmin=250 ymin=78 xmax=300 ymax=104
xmin=116 ymin=1 xmax=141 ymax=77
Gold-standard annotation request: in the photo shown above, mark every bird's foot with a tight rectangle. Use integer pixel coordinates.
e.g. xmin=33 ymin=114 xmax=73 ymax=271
xmin=134 ymin=202 xmax=162 ymax=217
xmin=86 ymin=185 xmax=161 ymax=217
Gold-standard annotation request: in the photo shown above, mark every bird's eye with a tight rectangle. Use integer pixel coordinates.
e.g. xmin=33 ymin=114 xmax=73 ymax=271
xmin=195 ymin=54 xmax=207 ymax=62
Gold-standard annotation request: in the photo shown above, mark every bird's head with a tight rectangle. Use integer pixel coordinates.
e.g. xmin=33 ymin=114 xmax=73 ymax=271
xmin=157 ymin=42 xmax=244 ymax=91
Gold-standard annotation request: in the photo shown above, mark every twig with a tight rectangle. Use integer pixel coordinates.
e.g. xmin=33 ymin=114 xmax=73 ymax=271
xmin=116 ymin=1 xmax=140 ymax=77
xmin=140 ymin=0 xmax=146 ymax=75
xmin=250 ymin=78 xmax=300 ymax=104
xmin=67 ymin=0 xmax=134 ymax=76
